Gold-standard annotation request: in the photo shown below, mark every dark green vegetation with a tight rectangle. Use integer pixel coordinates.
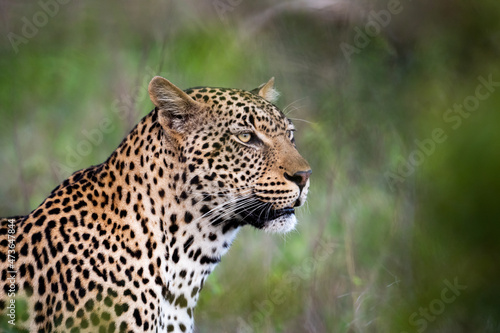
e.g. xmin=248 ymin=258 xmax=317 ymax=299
xmin=1 ymin=0 xmax=500 ymax=332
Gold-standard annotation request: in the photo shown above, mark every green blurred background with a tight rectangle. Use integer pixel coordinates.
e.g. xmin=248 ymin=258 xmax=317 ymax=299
xmin=1 ymin=0 xmax=500 ymax=332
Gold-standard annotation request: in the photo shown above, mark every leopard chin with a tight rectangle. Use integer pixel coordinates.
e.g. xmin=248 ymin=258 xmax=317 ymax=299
xmin=262 ymin=213 xmax=298 ymax=233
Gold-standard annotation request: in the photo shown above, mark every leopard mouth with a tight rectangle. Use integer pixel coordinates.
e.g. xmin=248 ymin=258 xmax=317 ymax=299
xmin=240 ymin=205 xmax=295 ymax=229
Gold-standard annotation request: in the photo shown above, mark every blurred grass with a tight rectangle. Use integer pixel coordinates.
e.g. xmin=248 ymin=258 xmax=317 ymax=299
xmin=1 ymin=0 xmax=500 ymax=332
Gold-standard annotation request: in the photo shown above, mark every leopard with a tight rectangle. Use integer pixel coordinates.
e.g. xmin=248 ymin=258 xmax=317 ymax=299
xmin=0 ymin=76 xmax=311 ymax=332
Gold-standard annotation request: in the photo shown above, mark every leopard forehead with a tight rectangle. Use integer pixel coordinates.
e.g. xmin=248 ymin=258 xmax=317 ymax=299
xmin=184 ymin=87 xmax=293 ymax=134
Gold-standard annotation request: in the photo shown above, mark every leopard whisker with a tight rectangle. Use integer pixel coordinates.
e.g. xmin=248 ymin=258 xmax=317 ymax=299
xmin=287 ymin=117 xmax=315 ymax=125
xmin=282 ymin=97 xmax=307 ymax=116
xmin=190 ymin=187 xmax=255 ymax=207
xmin=191 ymin=193 xmax=257 ymax=226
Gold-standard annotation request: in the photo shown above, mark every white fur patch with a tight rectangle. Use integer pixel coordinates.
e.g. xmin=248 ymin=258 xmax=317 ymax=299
xmin=263 ymin=88 xmax=280 ymax=103
xmin=264 ymin=214 xmax=297 ymax=233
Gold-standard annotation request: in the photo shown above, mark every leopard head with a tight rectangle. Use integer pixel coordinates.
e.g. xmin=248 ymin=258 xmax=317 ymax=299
xmin=148 ymin=76 xmax=311 ymax=233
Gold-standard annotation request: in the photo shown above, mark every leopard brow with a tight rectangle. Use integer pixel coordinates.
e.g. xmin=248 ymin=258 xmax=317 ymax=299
xmin=230 ymin=125 xmax=256 ymax=134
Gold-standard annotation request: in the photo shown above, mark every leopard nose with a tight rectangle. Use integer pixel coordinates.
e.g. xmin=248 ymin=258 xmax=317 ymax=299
xmin=284 ymin=170 xmax=312 ymax=191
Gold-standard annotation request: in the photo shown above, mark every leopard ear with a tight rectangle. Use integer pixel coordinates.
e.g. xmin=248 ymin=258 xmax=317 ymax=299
xmin=252 ymin=77 xmax=280 ymax=103
xmin=148 ymin=76 xmax=202 ymax=132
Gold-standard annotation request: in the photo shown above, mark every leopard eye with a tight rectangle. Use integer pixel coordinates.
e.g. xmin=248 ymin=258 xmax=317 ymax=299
xmin=237 ymin=133 xmax=252 ymax=143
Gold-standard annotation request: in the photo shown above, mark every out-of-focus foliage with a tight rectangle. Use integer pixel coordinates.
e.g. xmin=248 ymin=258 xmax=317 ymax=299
xmin=1 ymin=0 xmax=499 ymax=332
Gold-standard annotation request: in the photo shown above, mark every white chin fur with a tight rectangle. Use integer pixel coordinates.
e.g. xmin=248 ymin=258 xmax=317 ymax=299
xmin=263 ymin=214 xmax=297 ymax=233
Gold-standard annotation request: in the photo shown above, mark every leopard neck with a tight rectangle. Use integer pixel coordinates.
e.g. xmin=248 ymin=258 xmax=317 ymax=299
xmin=97 ymin=108 xmax=241 ymax=325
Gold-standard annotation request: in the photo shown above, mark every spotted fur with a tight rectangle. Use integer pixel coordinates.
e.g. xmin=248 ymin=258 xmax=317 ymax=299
xmin=0 ymin=76 xmax=311 ymax=332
